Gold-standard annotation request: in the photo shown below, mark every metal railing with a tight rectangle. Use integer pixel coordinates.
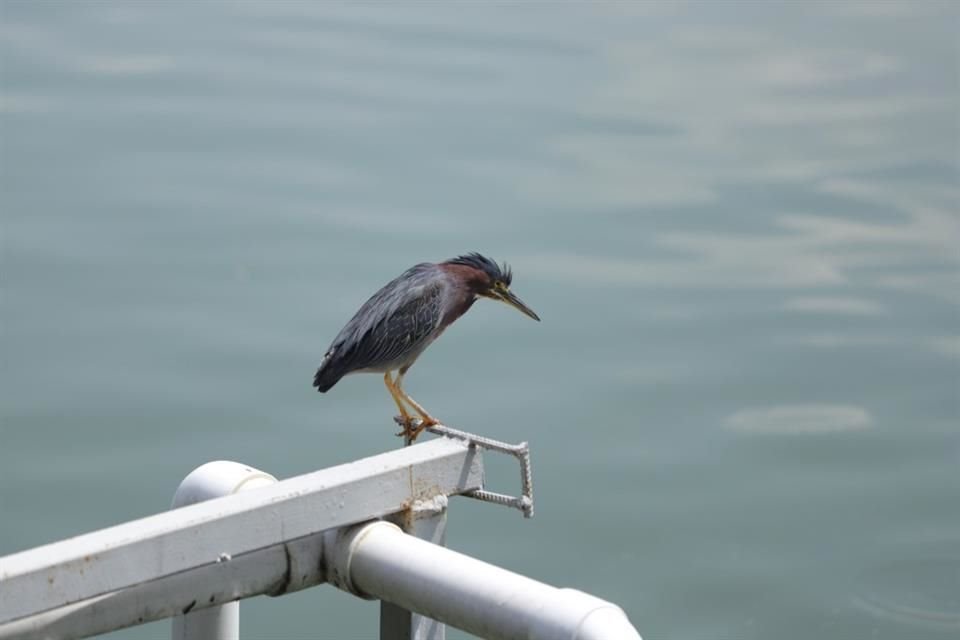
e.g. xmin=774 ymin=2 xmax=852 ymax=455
xmin=0 ymin=430 xmax=641 ymax=640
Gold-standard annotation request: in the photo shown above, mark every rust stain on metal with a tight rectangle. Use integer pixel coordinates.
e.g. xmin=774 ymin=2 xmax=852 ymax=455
xmin=399 ymin=508 xmax=415 ymax=531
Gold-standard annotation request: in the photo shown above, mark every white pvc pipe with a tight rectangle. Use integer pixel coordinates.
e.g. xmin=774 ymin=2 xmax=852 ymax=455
xmin=170 ymin=461 xmax=277 ymax=640
xmin=331 ymin=521 xmax=641 ymax=640
xmin=171 ymin=461 xmax=278 ymax=507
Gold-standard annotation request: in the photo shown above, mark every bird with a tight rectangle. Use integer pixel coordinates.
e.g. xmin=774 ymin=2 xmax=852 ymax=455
xmin=314 ymin=253 xmax=540 ymax=441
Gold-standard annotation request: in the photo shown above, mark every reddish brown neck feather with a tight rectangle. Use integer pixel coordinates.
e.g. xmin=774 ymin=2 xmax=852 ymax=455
xmin=438 ymin=263 xmax=491 ymax=292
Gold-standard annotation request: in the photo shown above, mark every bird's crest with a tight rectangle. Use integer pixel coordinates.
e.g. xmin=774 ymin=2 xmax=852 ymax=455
xmin=443 ymin=252 xmax=513 ymax=286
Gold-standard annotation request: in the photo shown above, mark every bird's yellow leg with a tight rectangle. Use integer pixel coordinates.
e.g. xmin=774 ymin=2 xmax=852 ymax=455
xmin=395 ymin=371 xmax=439 ymax=441
xmin=384 ymin=372 xmax=416 ymax=436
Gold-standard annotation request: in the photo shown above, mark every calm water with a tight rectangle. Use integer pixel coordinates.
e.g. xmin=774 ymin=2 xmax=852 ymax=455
xmin=2 ymin=2 xmax=958 ymax=639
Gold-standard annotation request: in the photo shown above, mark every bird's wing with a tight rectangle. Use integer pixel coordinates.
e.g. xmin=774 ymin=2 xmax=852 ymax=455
xmin=323 ymin=264 xmax=445 ymax=374
xmin=352 ymin=280 xmax=444 ymax=368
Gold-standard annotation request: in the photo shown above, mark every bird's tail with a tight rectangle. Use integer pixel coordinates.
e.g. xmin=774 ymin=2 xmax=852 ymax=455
xmin=313 ymin=361 xmax=342 ymax=393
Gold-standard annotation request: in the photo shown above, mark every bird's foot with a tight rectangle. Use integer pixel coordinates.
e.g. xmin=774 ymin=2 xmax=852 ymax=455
xmin=393 ymin=415 xmax=438 ymax=442
xmin=393 ymin=415 xmax=418 ymax=438
xmin=408 ymin=416 xmax=438 ymax=441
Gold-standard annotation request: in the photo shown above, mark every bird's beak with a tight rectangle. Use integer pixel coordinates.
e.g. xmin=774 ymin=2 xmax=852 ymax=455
xmin=498 ymin=288 xmax=541 ymax=321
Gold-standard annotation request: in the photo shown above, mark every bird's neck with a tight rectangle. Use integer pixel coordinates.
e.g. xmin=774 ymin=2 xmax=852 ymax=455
xmin=443 ymin=289 xmax=477 ymax=328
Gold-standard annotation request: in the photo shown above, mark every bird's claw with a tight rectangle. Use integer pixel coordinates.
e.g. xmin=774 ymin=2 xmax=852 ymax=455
xmin=393 ymin=415 xmax=419 ymax=437
xmin=393 ymin=416 xmax=415 ymax=438
xmin=393 ymin=415 xmax=438 ymax=441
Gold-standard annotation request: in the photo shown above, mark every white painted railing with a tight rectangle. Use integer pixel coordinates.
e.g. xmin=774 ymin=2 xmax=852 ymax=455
xmin=0 ymin=434 xmax=641 ymax=640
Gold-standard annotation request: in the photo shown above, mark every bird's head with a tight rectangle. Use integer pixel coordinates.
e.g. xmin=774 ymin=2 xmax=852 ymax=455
xmin=443 ymin=252 xmax=540 ymax=321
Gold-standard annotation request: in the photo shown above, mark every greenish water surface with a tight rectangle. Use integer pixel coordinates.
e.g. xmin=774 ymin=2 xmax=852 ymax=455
xmin=2 ymin=2 xmax=958 ymax=639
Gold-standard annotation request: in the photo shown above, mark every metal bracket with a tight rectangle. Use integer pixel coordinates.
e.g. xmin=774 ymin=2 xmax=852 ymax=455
xmin=398 ymin=420 xmax=534 ymax=519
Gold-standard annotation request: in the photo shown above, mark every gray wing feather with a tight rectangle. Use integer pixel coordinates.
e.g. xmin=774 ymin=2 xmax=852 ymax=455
xmin=323 ymin=264 xmax=445 ymax=374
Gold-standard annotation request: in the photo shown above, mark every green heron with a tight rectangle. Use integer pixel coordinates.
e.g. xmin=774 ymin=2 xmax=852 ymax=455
xmin=314 ymin=253 xmax=540 ymax=441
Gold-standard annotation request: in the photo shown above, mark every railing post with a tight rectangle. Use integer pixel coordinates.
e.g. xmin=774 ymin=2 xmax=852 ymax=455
xmin=380 ymin=495 xmax=448 ymax=640
xmin=169 ymin=461 xmax=277 ymax=640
